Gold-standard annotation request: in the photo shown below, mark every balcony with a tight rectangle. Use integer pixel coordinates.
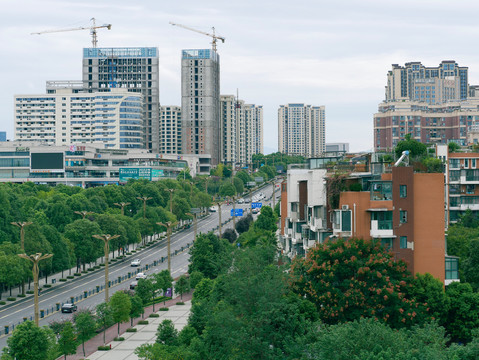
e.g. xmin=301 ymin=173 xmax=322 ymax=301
xmin=370 ymin=220 xmax=394 ymax=238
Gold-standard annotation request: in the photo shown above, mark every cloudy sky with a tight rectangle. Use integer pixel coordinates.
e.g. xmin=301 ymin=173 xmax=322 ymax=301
xmin=2 ymin=0 xmax=479 ymax=153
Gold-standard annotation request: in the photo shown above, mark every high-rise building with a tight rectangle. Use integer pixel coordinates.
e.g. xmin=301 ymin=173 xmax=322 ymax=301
xmin=160 ymin=106 xmax=181 ymax=154
xmin=385 ymin=61 xmax=468 ymax=104
xmin=278 ymin=104 xmax=325 ymax=157
xmin=181 ymin=49 xmax=221 ymax=165
xmin=0 ymin=132 xmax=6 ymax=142
xmin=221 ymin=95 xmax=263 ymax=166
xmin=14 ymin=85 xmax=143 ymax=149
xmin=82 ymin=47 xmax=159 ymax=152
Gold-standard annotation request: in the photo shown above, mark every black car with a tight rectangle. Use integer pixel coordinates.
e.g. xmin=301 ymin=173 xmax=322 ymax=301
xmin=61 ymin=303 xmax=77 ymax=313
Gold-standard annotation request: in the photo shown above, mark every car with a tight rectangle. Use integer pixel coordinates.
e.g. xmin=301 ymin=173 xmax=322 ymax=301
xmin=252 ymin=208 xmax=260 ymax=214
xmin=208 ymin=206 xmax=217 ymax=212
xmin=61 ymin=303 xmax=77 ymax=313
xmin=136 ymin=272 xmax=147 ymax=280
xmin=244 ymin=198 xmax=250 ymax=203
xmin=130 ymin=259 xmax=141 ymax=267
xmin=237 ymin=198 xmax=244 ymax=204
xmin=130 ymin=281 xmax=138 ymax=290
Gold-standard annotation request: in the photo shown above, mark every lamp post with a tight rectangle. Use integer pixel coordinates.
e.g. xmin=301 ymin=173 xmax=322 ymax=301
xmin=157 ymin=222 xmax=177 ymax=273
xmin=92 ymin=234 xmax=120 ymax=302
xmin=11 ymin=221 xmax=32 ymax=296
xmin=114 ymin=202 xmax=130 ymax=216
xmin=74 ymin=211 xmax=94 ymax=219
xmin=271 ymin=178 xmax=276 ymax=209
xmin=136 ymin=196 xmax=152 ymax=219
xmin=186 ymin=208 xmax=201 ymax=242
xmin=229 ymin=196 xmax=237 ymax=229
xmin=18 ymin=252 xmax=52 ymax=326
xmin=216 ymin=200 xmax=223 ymax=238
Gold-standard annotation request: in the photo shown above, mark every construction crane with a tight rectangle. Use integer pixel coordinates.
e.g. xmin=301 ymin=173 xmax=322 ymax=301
xmin=170 ymin=22 xmax=225 ymax=52
xmin=31 ymin=18 xmax=111 ymax=48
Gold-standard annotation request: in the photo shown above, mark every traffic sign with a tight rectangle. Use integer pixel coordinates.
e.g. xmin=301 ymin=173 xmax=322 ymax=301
xmin=255 ymin=177 xmax=264 ymax=183
xmin=252 ymin=202 xmax=262 ymax=209
xmin=230 ymin=208 xmax=243 ymax=217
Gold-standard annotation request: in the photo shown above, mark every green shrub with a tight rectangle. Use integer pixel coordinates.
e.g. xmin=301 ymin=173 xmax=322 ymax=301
xmin=97 ymin=345 xmax=110 ymax=351
xmin=43 ymin=284 xmax=51 ymax=288
xmin=132 ymin=250 xmax=137 ymax=253
xmin=110 ymin=259 xmax=117 ymax=262
xmin=18 ymin=294 xmax=26 ymax=298
xmin=137 ymin=320 xmax=149 ymax=325
xmin=149 ymin=313 xmax=159 ymax=318
xmin=59 ymin=278 xmax=67 ymax=282
xmin=176 ymin=302 xmax=185 ymax=305
xmin=26 ymin=290 xmax=34 ymax=294
xmin=7 ymin=297 xmax=16 ymax=301
xmin=67 ymin=275 xmax=74 ymax=279
xmin=74 ymin=273 xmax=81 ymax=277
xmin=159 ymin=307 xmax=169 ymax=311
xmin=0 ymin=301 xmax=6 ymax=305
xmin=81 ymin=270 xmax=87 ymax=274
xmin=114 ymin=337 xmax=124 ymax=341
xmin=100 ymin=263 xmax=105 ymax=267
xmin=126 ymin=252 xmax=132 ymax=255
xmin=126 ymin=328 xmax=137 ymax=332
xmin=87 ymin=268 xmax=94 ymax=272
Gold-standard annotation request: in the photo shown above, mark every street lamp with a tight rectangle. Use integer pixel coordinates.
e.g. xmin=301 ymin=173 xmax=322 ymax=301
xmin=114 ymin=202 xmax=130 ymax=216
xmin=215 ymin=199 xmax=224 ymax=238
xmin=92 ymin=234 xmax=120 ymax=302
xmin=74 ymin=211 xmax=94 ymax=219
xmin=18 ymin=252 xmax=52 ymax=326
xmin=11 ymin=221 xmax=32 ymax=296
xmin=136 ymin=196 xmax=152 ymax=219
xmin=157 ymin=221 xmax=177 ymax=273
xmin=229 ymin=195 xmax=237 ymax=229
xmin=186 ymin=208 xmax=201 ymax=242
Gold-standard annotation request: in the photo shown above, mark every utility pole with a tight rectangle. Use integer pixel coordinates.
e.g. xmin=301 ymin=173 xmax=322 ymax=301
xmin=157 ymin=222 xmax=177 ymax=273
xmin=92 ymin=234 xmax=120 ymax=302
xmin=167 ymin=189 xmax=176 ymax=214
xmin=216 ymin=200 xmax=223 ymax=238
xmin=18 ymin=253 xmax=52 ymax=326
xmin=114 ymin=202 xmax=130 ymax=216
xmin=187 ymin=208 xmax=201 ymax=242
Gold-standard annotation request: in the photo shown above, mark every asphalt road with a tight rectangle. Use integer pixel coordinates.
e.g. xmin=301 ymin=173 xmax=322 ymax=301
xmin=0 ymin=182 xmax=277 ymax=350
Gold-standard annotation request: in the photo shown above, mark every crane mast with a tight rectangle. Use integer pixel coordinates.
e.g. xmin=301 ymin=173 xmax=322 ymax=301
xmin=31 ymin=18 xmax=112 ymax=48
xmin=169 ymin=22 xmax=225 ymax=52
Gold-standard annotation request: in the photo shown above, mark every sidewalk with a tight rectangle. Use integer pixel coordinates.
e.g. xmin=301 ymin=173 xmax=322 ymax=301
xmin=64 ymin=292 xmax=193 ymax=360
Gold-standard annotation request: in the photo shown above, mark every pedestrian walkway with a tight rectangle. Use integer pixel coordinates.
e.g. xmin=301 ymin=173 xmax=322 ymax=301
xmin=64 ymin=292 xmax=193 ymax=360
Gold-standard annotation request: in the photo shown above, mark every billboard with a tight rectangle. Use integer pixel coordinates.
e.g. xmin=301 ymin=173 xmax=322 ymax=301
xmin=119 ymin=168 xmax=152 ymax=182
xmin=30 ymin=153 xmax=64 ymax=173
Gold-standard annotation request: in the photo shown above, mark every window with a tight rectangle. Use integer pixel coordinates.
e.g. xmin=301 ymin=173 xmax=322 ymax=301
xmin=400 ymin=210 xmax=408 ymax=223
xmin=400 ymin=236 xmax=407 ymax=249
xmin=445 ymin=257 xmax=459 ymax=280
xmin=400 ymin=185 xmax=407 ymax=198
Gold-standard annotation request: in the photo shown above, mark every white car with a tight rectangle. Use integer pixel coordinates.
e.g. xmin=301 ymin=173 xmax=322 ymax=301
xmin=130 ymin=259 xmax=141 ymax=267
xmin=237 ymin=198 xmax=245 ymax=204
xmin=136 ymin=272 xmax=147 ymax=280
xmin=209 ymin=206 xmax=217 ymax=212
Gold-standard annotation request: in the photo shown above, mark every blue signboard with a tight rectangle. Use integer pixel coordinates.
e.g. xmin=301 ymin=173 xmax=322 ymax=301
xmin=230 ymin=208 xmax=244 ymax=217
xmin=252 ymin=202 xmax=262 ymax=209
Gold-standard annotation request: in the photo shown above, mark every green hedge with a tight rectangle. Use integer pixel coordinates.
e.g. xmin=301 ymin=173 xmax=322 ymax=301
xmin=59 ymin=278 xmax=67 ymax=282
xmin=126 ymin=328 xmax=137 ymax=332
xmin=114 ymin=337 xmax=124 ymax=341
xmin=67 ymin=275 xmax=74 ymax=279
xmin=97 ymin=345 xmax=110 ymax=351
xmin=159 ymin=307 xmax=169 ymax=311
xmin=7 ymin=297 xmax=16 ymax=301
xmin=137 ymin=320 xmax=149 ymax=325
xmin=149 ymin=313 xmax=159 ymax=318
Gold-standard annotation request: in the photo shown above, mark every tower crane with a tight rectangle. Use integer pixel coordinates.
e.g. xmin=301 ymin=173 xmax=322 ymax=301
xmin=169 ymin=22 xmax=225 ymax=52
xmin=31 ymin=18 xmax=111 ymax=48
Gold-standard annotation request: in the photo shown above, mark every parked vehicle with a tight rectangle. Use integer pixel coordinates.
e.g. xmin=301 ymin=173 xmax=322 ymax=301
xmin=209 ymin=206 xmax=217 ymax=212
xmin=130 ymin=259 xmax=141 ymax=267
xmin=130 ymin=281 xmax=138 ymax=290
xmin=61 ymin=303 xmax=77 ymax=313
xmin=136 ymin=272 xmax=147 ymax=280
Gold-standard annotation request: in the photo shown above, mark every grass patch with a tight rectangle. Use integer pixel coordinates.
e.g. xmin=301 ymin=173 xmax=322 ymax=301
xmin=137 ymin=320 xmax=149 ymax=325
xmin=7 ymin=297 xmax=16 ymax=301
xmin=97 ymin=345 xmax=110 ymax=351
xmin=126 ymin=328 xmax=137 ymax=332
xmin=114 ymin=337 xmax=125 ymax=341
xmin=149 ymin=313 xmax=160 ymax=318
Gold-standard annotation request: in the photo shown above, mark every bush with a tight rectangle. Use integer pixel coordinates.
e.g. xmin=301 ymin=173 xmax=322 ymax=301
xmin=159 ymin=307 xmax=169 ymax=311
xmin=7 ymin=297 xmax=16 ymax=301
xmin=87 ymin=268 xmax=94 ymax=272
xmin=0 ymin=301 xmax=6 ymax=305
xmin=59 ymin=278 xmax=67 ymax=282
xmin=18 ymin=294 xmax=26 ymax=298
xmin=126 ymin=252 xmax=132 ymax=255
xmin=100 ymin=263 xmax=105 ymax=267
xmin=43 ymin=284 xmax=51 ymax=288
xmin=114 ymin=337 xmax=124 ymax=341
xmin=176 ymin=302 xmax=185 ymax=305
xmin=81 ymin=270 xmax=87 ymax=274
xmin=126 ymin=328 xmax=137 ymax=332
xmin=26 ymin=290 xmax=34 ymax=294
xmin=149 ymin=313 xmax=160 ymax=318
xmin=74 ymin=273 xmax=81 ymax=277
xmin=137 ymin=320 xmax=149 ymax=325
xmin=97 ymin=345 xmax=110 ymax=351
xmin=132 ymin=250 xmax=137 ymax=253
xmin=67 ymin=275 xmax=74 ymax=279
xmin=110 ymin=259 xmax=117 ymax=262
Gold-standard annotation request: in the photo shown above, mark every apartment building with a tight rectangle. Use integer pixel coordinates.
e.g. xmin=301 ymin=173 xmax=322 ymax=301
xmin=278 ymin=104 xmax=325 ymax=157
xmin=160 ymin=106 xmax=181 ymax=155
xmin=181 ymin=49 xmax=221 ymax=165
xmin=82 ymin=47 xmax=160 ymax=152
xmin=14 ymin=86 xmax=143 ymax=149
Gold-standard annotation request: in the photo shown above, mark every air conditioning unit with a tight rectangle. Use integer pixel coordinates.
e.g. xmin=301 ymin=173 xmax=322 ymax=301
xmin=342 ymin=204 xmax=349 ymax=210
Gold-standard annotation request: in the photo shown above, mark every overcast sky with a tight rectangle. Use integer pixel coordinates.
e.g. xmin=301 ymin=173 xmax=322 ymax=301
xmin=2 ymin=0 xmax=479 ymax=153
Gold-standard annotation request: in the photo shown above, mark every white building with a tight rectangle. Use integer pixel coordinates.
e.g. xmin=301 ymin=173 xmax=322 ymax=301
xmin=278 ymin=104 xmax=325 ymax=157
xmin=14 ymin=86 xmax=143 ymax=149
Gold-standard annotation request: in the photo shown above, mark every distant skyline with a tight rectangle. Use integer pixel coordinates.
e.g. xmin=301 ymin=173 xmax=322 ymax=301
xmin=3 ymin=0 xmax=479 ymax=153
